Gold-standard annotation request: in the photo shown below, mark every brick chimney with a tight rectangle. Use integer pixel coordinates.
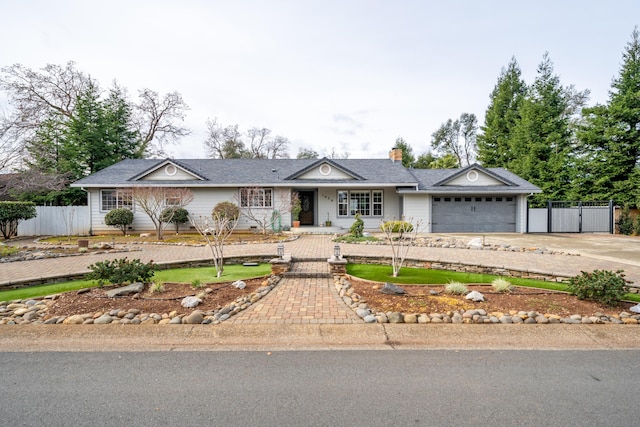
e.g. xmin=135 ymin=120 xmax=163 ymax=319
xmin=389 ymin=148 xmax=403 ymax=163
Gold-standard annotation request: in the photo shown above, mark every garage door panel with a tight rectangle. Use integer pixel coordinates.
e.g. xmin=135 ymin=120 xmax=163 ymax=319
xmin=432 ymin=196 xmax=516 ymax=233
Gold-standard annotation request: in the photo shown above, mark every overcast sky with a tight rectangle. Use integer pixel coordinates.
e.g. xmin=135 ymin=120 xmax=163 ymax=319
xmin=2 ymin=0 xmax=639 ymax=160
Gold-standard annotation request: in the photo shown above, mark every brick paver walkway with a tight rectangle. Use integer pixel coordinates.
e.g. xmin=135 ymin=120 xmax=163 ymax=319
xmin=228 ymin=261 xmax=361 ymax=324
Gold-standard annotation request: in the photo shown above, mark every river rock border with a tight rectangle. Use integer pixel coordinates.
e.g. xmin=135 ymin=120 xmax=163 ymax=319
xmin=335 ymin=276 xmax=640 ymax=325
xmin=0 ymin=276 xmax=282 ymax=325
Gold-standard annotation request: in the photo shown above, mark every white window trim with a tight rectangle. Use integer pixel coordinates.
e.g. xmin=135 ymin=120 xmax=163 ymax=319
xmin=100 ymin=189 xmax=133 ymax=212
xmin=240 ymin=188 xmax=273 ymax=208
xmin=337 ymin=190 xmax=383 ymax=217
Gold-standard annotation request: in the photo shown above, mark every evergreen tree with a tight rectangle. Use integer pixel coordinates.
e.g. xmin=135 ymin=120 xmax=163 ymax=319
xmin=476 ymin=57 xmax=527 ymax=167
xmin=392 ymin=137 xmax=415 ymax=168
xmin=577 ymin=27 xmax=640 ymax=206
xmin=509 ymin=53 xmax=576 ymax=204
xmin=413 ymin=152 xmax=436 ymax=169
xmin=102 ymin=83 xmax=141 ymax=167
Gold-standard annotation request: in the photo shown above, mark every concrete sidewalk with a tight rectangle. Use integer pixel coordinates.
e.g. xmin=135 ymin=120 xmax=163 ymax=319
xmin=2 ymin=324 xmax=640 ymax=351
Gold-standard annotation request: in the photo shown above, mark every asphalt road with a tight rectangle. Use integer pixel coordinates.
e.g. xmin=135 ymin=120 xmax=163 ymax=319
xmin=1 ymin=350 xmax=637 ymax=426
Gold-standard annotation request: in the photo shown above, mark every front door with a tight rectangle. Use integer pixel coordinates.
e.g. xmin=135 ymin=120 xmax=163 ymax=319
xmin=298 ymin=191 xmax=315 ymax=225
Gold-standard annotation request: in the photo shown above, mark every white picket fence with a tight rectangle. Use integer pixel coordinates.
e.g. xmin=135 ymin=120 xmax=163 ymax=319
xmin=17 ymin=206 xmax=90 ymax=237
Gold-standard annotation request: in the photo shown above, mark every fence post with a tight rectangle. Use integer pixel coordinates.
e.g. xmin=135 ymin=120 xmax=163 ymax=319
xmin=547 ymin=201 xmax=553 ymax=233
xmin=609 ymin=200 xmax=614 ymax=234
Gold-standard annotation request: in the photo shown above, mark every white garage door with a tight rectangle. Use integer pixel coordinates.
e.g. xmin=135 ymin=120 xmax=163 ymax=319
xmin=431 ymin=195 xmax=516 ymax=232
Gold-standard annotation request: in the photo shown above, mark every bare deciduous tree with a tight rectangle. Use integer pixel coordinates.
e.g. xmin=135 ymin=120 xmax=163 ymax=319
xmin=0 ymin=113 xmax=22 ymax=172
xmin=134 ymin=89 xmax=190 ymax=157
xmin=0 ymin=169 xmax=69 ymax=196
xmin=204 ymin=119 xmax=290 ymax=159
xmin=380 ymin=217 xmax=422 ymax=277
xmin=127 ymin=187 xmax=193 ymax=240
xmin=0 ymin=61 xmax=90 ymax=121
xmin=0 ymin=62 xmax=90 ymax=172
xmin=324 ymin=147 xmax=350 ymax=159
xmin=189 ymin=209 xmax=239 ymax=278
xmin=204 ymin=118 xmax=246 ymax=159
xmin=236 ymin=187 xmax=293 ymax=235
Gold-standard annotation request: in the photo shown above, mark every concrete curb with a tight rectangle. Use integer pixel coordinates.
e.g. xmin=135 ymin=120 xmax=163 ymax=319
xmin=2 ymin=324 xmax=640 ymax=352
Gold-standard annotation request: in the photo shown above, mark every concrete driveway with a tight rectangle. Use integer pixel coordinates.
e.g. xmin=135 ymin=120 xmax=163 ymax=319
xmin=420 ymin=233 xmax=640 ymax=267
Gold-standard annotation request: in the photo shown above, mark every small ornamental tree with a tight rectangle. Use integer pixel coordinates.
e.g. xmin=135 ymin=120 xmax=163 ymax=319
xmin=161 ymin=206 xmax=189 ymax=234
xmin=349 ymin=213 xmax=364 ymax=238
xmin=190 ymin=201 xmax=240 ymax=277
xmin=380 ymin=217 xmax=422 ymax=277
xmin=104 ymin=208 xmax=134 ymax=236
xmin=0 ymin=201 xmax=37 ymax=239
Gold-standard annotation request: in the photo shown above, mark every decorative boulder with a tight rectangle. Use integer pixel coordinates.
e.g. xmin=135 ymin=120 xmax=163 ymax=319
xmin=232 ymin=280 xmax=246 ymax=290
xmin=465 ymin=290 xmax=485 ymax=302
xmin=181 ymin=296 xmax=202 ymax=308
xmin=105 ymin=282 xmax=144 ymax=298
xmin=630 ymin=303 xmax=640 ymax=314
xmin=380 ymin=282 xmax=406 ymax=295
xmin=467 ymin=237 xmax=483 ymax=249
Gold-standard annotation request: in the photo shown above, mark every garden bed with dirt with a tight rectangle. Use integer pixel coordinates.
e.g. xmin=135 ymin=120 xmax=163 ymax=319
xmin=45 ymin=278 xmax=267 ymax=317
xmin=347 ymin=279 xmax=636 ymax=318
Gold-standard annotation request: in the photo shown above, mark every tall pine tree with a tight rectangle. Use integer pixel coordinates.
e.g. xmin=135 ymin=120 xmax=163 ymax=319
xmin=476 ymin=57 xmax=527 ymax=167
xmin=509 ymin=53 xmax=576 ymax=204
xmin=577 ymin=27 xmax=640 ymax=206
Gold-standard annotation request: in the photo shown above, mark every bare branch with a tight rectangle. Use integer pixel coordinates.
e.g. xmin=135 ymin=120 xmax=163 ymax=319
xmin=380 ymin=217 xmax=423 ymax=277
xmin=128 ymin=187 xmax=193 ymax=240
xmin=134 ymin=89 xmax=190 ymax=157
xmin=189 ymin=210 xmax=239 ymax=277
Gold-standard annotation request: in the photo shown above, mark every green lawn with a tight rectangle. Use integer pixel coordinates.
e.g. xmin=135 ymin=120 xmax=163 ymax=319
xmin=346 ymin=264 xmax=640 ymax=303
xmin=0 ymin=264 xmax=271 ymax=302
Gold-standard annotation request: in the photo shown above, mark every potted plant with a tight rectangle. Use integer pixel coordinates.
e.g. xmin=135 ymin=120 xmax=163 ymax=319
xmin=291 ymin=193 xmax=302 ymax=227
xmin=324 ymin=212 xmax=332 ymax=227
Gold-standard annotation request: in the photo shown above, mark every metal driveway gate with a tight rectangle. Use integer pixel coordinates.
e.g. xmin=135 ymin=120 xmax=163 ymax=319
xmin=547 ymin=201 xmax=613 ymax=233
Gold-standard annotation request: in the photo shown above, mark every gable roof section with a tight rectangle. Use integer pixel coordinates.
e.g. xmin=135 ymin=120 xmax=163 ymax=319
xmin=408 ymin=164 xmax=541 ymax=194
xmin=432 ymin=163 xmax=516 ymax=187
xmin=129 ymin=158 xmax=208 ymax=182
xmin=284 ymin=157 xmax=365 ymax=180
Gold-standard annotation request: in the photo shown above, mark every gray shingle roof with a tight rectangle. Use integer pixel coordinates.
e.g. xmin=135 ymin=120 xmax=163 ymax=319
xmin=71 ymin=158 xmax=419 ymax=188
xmin=71 ymin=158 xmax=540 ymax=195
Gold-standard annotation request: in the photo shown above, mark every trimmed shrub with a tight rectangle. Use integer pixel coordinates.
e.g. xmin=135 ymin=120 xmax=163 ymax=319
xmin=445 ymin=281 xmax=468 ymax=295
xmin=87 ymin=257 xmax=157 ymax=285
xmin=380 ymin=220 xmax=414 ymax=233
xmin=104 ymin=208 xmax=134 ymax=236
xmin=350 ymin=213 xmax=364 ymax=238
xmin=213 ymin=201 xmax=240 ymax=221
xmin=161 ymin=207 xmax=189 ymax=233
xmin=0 ymin=201 xmax=37 ymax=239
xmin=567 ymin=270 xmax=628 ymax=306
